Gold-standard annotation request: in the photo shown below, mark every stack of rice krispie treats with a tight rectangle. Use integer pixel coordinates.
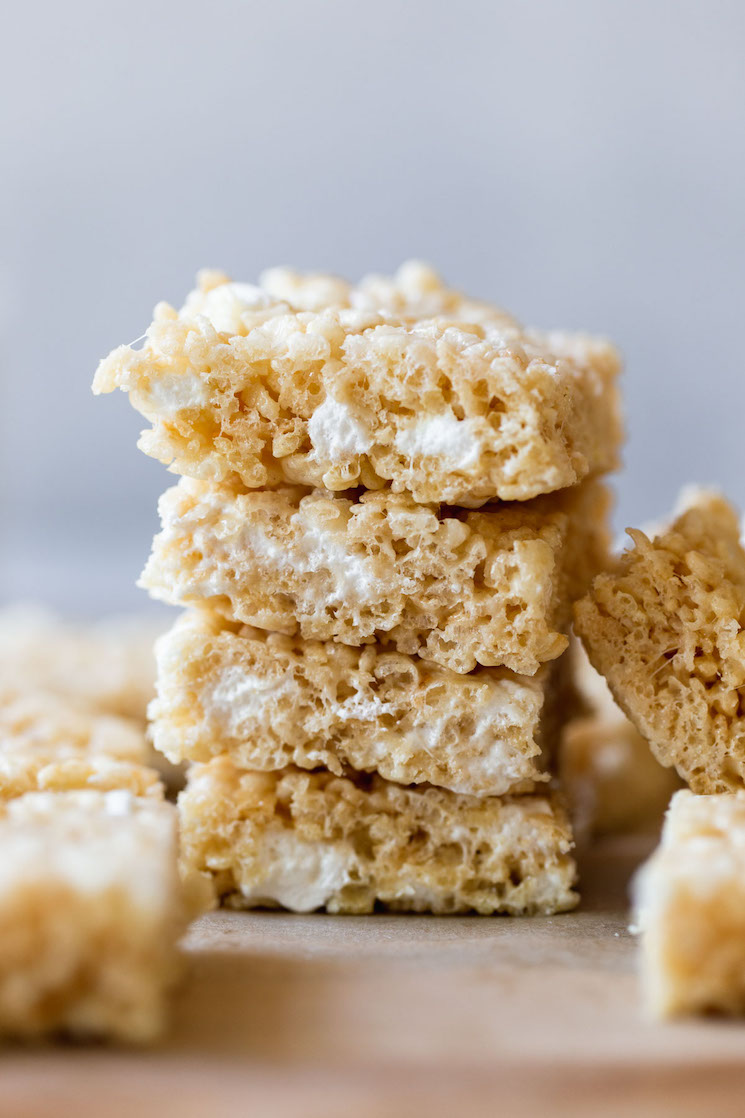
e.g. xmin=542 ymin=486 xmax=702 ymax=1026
xmin=94 ymin=262 xmax=622 ymax=916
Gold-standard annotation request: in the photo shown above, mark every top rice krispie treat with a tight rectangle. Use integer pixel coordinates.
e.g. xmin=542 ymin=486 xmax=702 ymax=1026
xmin=93 ymin=263 xmax=622 ymax=506
xmin=575 ymin=490 xmax=745 ymax=794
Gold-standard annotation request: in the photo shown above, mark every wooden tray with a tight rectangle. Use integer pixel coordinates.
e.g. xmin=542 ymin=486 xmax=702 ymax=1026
xmin=4 ymin=836 xmax=745 ymax=1117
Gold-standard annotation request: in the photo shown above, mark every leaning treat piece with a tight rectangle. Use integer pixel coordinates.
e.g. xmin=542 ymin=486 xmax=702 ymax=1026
xmin=93 ymin=262 xmax=622 ymax=506
xmin=634 ymin=789 xmax=745 ymax=1017
xmin=151 ymin=610 xmax=555 ymax=796
xmin=0 ymin=790 xmax=191 ymax=1041
xmin=559 ymin=639 xmax=680 ymax=837
xmin=142 ymin=479 xmax=610 ymax=676
xmin=574 ymin=491 xmax=745 ymax=793
xmin=179 ymin=757 xmax=578 ymax=915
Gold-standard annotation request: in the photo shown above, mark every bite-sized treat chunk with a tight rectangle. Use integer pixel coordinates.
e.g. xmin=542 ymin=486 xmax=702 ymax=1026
xmin=179 ymin=757 xmax=578 ymax=915
xmin=575 ymin=491 xmax=745 ymax=793
xmin=634 ymin=790 xmax=745 ymax=1017
xmin=151 ymin=610 xmax=556 ymax=797
xmin=142 ymin=479 xmax=610 ymax=676
xmin=0 ymin=791 xmax=192 ymax=1041
xmin=0 ymin=605 xmax=165 ymax=724
xmin=0 ymin=691 xmax=161 ymax=800
xmin=559 ymin=639 xmax=681 ymax=837
xmin=93 ymin=263 xmax=622 ymax=506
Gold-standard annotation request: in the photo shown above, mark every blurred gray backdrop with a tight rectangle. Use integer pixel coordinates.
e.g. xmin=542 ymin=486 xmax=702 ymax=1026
xmin=2 ymin=0 xmax=744 ymax=614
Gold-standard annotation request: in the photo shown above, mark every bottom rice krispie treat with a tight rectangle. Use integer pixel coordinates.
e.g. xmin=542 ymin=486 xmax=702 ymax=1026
xmin=574 ymin=490 xmax=745 ymax=793
xmin=179 ymin=758 xmax=578 ymax=915
xmin=634 ymin=790 xmax=745 ymax=1017
xmin=0 ymin=790 xmax=193 ymax=1042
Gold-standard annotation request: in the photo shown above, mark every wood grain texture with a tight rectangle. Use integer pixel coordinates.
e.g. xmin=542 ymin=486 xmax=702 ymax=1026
xmin=4 ymin=836 xmax=745 ymax=1118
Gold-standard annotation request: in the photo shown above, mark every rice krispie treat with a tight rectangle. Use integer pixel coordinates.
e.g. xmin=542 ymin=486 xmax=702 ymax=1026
xmin=142 ymin=479 xmax=610 ymax=676
xmin=0 ymin=690 xmax=162 ymax=800
xmin=634 ymin=790 xmax=745 ymax=1017
xmin=559 ymin=640 xmax=680 ymax=837
xmin=151 ymin=610 xmax=555 ymax=796
xmin=575 ymin=491 xmax=745 ymax=793
xmin=0 ymin=605 xmax=165 ymax=724
xmin=0 ymin=690 xmax=147 ymax=763
xmin=0 ymin=790 xmax=190 ymax=1041
xmin=93 ymin=263 xmax=622 ymax=506
xmin=179 ymin=757 xmax=578 ymax=915
xmin=0 ymin=756 xmax=163 ymax=801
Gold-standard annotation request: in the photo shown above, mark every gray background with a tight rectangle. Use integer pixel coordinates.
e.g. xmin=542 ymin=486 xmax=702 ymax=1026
xmin=2 ymin=0 xmax=744 ymax=614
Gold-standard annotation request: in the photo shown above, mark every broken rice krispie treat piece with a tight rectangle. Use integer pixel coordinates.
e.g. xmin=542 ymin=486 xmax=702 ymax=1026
xmin=574 ymin=491 xmax=745 ymax=793
xmin=0 ymin=790 xmax=190 ymax=1041
xmin=0 ymin=605 xmax=165 ymax=724
xmin=151 ymin=610 xmax=555 ymax=796
xmin=179 ymin=757 xmax=578 ymax=915
xmin=634 ymin=789 xmax=745 ymax=1017
xmin=559 ymin=639 xmax=680 ymax=837
xmin=142 ymin=479 xmax=610 ymax=676
xmin=93 ymin=262 xmax=622 ymax=506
